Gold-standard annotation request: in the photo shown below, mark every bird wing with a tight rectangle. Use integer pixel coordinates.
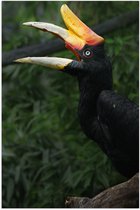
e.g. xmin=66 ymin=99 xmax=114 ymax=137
xmin=96 ymin=90 xmax=139 ymax=177
xmin=97 ymin=89 xmax=139 ymax=159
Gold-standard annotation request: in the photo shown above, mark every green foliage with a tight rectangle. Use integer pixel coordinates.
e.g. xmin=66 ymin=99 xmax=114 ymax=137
xmin=3 ymin=1 xmax=138 ymax=208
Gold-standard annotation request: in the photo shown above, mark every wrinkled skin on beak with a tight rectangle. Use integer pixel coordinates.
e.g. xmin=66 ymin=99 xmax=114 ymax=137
xmin=15 ymin=4 xmax=104 ymax=71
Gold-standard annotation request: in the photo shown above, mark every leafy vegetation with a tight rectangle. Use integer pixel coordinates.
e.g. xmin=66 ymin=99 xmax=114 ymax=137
xmin=2 ymin=1 xmax=138 ymax=208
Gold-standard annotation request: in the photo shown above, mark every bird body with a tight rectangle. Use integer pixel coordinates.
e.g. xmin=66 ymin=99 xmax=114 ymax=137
xmin=65 ymin=44 xmax=139 ymax=178
xmin=79 ymin=88 xmax=138 ymax=178
xmin=16 ymin=4 xmax=139 ymax=178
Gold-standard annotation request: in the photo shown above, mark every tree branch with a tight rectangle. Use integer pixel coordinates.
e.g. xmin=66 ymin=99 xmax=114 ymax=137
xmin=2 ymin=8 xmax=138 ymax=66
xmin=65 ymin=173 xmax=139 ymax=208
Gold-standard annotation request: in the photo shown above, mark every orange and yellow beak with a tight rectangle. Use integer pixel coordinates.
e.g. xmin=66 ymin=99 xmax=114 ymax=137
xmin=15 ymin=4 xmax=104 ymax=69
xmin=61 ymin=4 xmax=104 ymax=49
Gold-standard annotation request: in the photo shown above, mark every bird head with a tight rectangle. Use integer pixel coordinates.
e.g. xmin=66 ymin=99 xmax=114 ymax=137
xmin=15 ymin=4 xmax=106 ymax=77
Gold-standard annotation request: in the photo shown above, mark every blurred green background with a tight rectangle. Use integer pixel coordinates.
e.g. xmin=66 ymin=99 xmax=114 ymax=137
xmin=2 ymin=1 xmax=139 ymax=208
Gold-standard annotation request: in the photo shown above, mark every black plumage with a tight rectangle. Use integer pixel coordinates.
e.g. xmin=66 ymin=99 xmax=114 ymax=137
xmin=16 ymin=4 xmax=139 ymax=178
xmin=65 ymin=44 xmax=139 ymax=178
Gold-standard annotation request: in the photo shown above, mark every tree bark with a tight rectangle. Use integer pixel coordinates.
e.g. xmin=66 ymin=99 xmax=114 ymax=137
xmin=65 ymin=173 xmax=139 ymax=208
xmin=2 ymin=8 xmax=138 ymax=66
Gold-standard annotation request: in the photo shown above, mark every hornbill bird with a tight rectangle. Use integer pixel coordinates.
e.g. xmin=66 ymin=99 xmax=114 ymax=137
xmin=16 ymin=4 xmax=139 ymax=178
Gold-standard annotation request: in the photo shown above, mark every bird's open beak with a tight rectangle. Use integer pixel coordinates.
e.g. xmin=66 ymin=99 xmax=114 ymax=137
xmin=15 ymin=4 xmax=104 ymax=70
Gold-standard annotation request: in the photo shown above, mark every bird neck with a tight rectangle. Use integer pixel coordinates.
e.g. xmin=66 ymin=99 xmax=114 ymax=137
xmin=78 ymin=78 xmax=99 ymax=124
xmin=78 ymin=74 xmax=112 ymax=138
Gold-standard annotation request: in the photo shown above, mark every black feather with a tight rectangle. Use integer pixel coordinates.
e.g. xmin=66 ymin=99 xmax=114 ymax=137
xmin=65 ymin=43 xmax=139 ymax=178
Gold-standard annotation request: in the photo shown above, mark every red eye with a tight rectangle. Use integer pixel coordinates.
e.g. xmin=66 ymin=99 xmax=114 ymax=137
xmin=83 ymin=49 xmax=93 ymax=58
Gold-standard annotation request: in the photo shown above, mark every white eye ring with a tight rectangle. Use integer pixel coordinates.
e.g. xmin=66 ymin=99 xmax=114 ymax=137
xmin=85 ymin=50 xmax=91 ymax=56
xmin=83 ymin=49 xmax=93 ymax=58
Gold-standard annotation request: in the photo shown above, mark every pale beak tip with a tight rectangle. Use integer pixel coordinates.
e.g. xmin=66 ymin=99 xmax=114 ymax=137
xmin=14 ymin=57 xmax=30 ymax=63
xmin=14 ymin=58 xmax=22 ymax=63
xmin=23 ymin=22 xmax=34 ymax=26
